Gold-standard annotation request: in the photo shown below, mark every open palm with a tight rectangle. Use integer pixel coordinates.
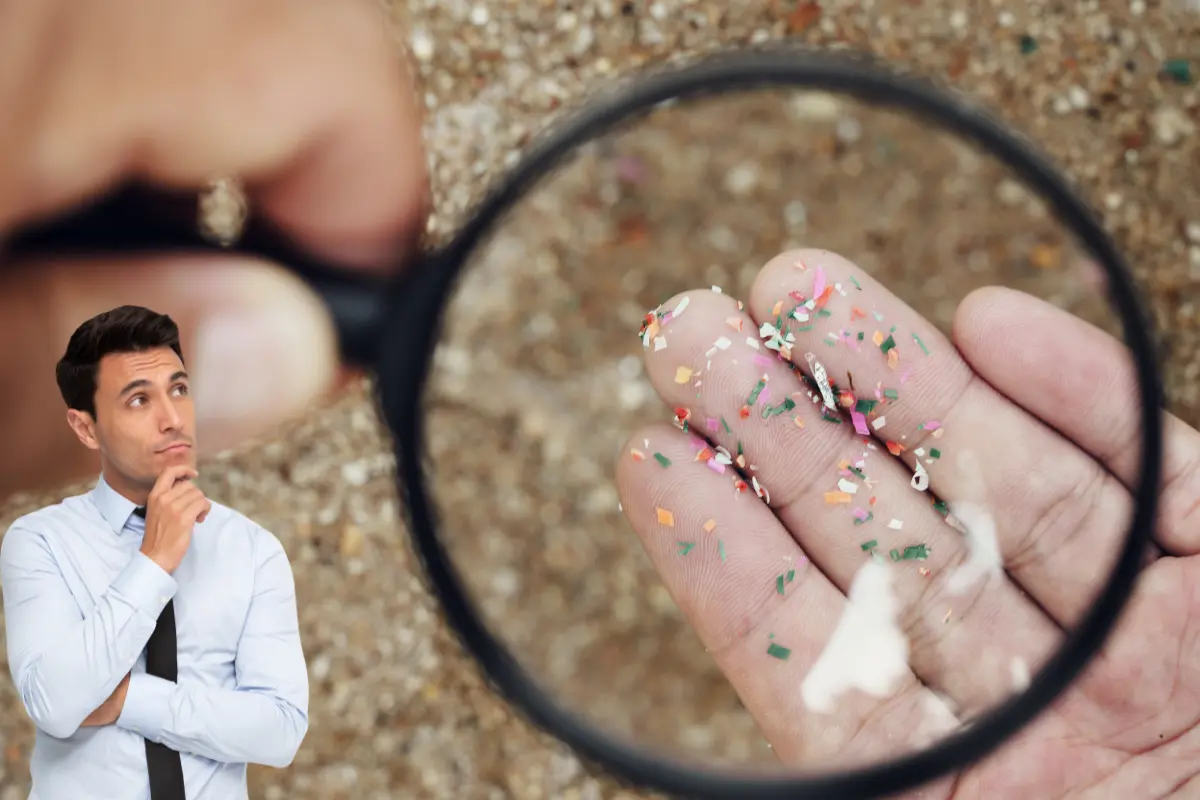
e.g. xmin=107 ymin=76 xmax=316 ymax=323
xmin=617 ymin=248 xmax=1200 ymax=798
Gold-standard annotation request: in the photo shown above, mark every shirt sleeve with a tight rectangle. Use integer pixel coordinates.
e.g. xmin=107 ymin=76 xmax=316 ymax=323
xmin=116 ymin=525 xmax=309 ymax=768
xmin=0 ymin=524 xmax=176 ymax=739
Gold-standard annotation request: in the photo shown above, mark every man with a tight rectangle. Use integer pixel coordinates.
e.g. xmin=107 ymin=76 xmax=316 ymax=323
xmin=0 ymin=305 xmax=309 ymax=799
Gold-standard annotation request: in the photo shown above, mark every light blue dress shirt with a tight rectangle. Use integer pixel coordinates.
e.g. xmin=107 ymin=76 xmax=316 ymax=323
xmin=0 ymin=474 xmax=309 ymax=800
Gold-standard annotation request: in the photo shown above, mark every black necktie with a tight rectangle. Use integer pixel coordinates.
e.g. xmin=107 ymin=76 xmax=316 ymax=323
xmin=133 ymin=506 xmax=186 ymax=799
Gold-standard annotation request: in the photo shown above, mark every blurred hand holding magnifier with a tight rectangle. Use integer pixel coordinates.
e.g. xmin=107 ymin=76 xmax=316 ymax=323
xmin=8 ymin=45 xmax=1167 ymax=800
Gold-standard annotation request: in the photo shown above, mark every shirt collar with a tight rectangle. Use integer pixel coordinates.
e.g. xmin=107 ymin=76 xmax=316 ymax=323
xmin=91 ymin=473 xmax=142 ymax=534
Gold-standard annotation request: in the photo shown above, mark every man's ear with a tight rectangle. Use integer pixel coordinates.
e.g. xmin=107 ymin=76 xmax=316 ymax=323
xmin=65 ymin=409 xmax=100 ymax=451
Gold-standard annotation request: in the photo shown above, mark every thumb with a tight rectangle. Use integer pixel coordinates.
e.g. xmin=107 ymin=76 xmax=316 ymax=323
xmin=0 ymin=253 xmax=340 ymax=498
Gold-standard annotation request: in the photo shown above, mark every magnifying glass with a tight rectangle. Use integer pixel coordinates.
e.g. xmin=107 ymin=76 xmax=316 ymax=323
xmin=6 ymin=44 xmax=1163 ymax=800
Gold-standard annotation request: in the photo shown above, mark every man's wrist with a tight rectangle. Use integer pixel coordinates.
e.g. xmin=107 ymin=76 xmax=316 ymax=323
xmin=115 ymin=672 xmax=174 ymax=742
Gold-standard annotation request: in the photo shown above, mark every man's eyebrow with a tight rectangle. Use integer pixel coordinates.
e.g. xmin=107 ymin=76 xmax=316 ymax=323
xmin=117 ymin=378 xmax=152 ymax=398
xmin=117 ymin=371 xmax=189 ymax=398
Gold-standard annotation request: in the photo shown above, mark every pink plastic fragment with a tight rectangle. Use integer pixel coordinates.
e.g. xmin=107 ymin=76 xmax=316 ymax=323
xmin=813 ymin=266 xmax=827 ymax=299
xmin=851 ymin=410 xmax=870 ymax=436
xmin=706 ymin=417 xmax=719 ymax=432
xmin=706 ymin=459 xmax=726 ymax=474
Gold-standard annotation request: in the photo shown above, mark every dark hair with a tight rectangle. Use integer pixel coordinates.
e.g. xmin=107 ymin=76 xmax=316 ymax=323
xmin=56 ymin=305 xmax=185 ymax=418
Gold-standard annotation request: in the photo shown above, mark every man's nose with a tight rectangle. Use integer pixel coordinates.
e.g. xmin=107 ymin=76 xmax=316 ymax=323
xmin=159 ymin=398 xmax=184 ymax=430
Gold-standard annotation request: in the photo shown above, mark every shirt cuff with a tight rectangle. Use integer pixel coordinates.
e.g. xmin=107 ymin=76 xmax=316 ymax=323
xmin=110 ymin=551 xmax=178 ymax=621
xmin=116 ymin=672 xmax=175 ymax=741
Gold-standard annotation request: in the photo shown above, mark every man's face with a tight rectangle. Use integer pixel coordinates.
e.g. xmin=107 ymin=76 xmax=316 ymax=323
xmin=79 ymin=346 xmax=197 ymax=488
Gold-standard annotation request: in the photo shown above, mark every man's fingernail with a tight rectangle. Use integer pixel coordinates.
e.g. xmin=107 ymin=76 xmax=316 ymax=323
xmin=191 ymin=302 xmax=337 ymax=447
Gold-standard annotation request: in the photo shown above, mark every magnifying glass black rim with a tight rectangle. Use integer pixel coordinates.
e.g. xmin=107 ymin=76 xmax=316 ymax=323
xmin=379 ymin=44 xmax=1164 ymax=800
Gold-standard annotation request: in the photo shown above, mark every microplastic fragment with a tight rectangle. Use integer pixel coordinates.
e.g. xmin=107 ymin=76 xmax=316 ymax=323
xmin=630 ymin=448 xmax=646 ymax=461
xmin=913 ymin=333 xmax=931 ymax=355
xmin=930 ymin=448 xmax=941 ymax=459
xmin=837 ymin=478 xmax=858 ymax=494
xmin=703 ymin=519 xmax=717 ymax=533
xmin=813 ymin=267 xmax=827 ymax=298
xmin=726 ymin=317 xmax=744 ymax=331
xmin=767 ymin=642 xmax=792 ymax=660
xmin=861 ymin=539 xmax=878 ymax=552
xmin=673 ymin=296 xmax=691 ymax=317
xmin=805 ymin=352 xmax=837 ymax=411
xmin=888 ymin=518 xmax=904 ymax=530
xmin=653 ymin=337 xmax=667 ymax=351
xmin=721 ymin=417 xmax=732 ymax=433
xmin=718 ymin=540 xmax=727 ymax=561
xmin=891 ymin=544 xmax=929 ymax=561
xmin=776 ymin=575 xmax=786 ymax=595
xmin=747 ymin=377 xmax=768 ymax=406
xmin=677 ymin=541 xmax=697 ymax=555
xmin=763 ymin=398 xmax=796 ymax=418
xmin=911 ymin=461 xmax=930 ymax=491
xmin=884 ymin=388 xmax=899 ymax=400
xmin=850 ymin=276 xmax=862 ymax=289
xmin=654 ymin=453 xmax=672 ymax=468
xmin=674 ymin=366 xmax=694 ymax=384
xmin=854 ymin=512 xmax=875 ymax=525
xmin=656 ymin=508 xmax=675 ymax=526
xmin=872 ymin=416 xmax=887 ymax=430
xmin=850 ymin=411 xmax=870 ymax=436
xmin=712 ymin=285 xmax=724 ymax=294
xmin=824 ymin=491 xmax=853 ymax=505
xmin=714 ymin=336 xmax=732 ymax=350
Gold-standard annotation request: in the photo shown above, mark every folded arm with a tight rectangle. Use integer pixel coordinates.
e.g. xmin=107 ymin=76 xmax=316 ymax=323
xmin=116 ymin=528 xmax=309 ymax=768
xmin=0 ymin=525 xmax=174 ymax=739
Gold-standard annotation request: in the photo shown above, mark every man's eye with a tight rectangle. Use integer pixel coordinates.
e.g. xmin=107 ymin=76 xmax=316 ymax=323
xmin=174 ymin=384 xmax=189 ymax=396
xmin=129 ymin=396 xmax=146 ymax=407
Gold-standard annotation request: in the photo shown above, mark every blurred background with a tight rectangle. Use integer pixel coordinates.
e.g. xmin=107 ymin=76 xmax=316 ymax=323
xmin=0 ymin=1 xmax=1197 ymax=798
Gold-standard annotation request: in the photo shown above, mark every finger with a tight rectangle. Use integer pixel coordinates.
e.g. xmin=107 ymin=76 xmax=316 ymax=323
xmin=641 ymin=289 xmax=1060 ymax=715
xmin=0 ymin=254 xmax=337 ymax=499
xmin=2 ymin=0 xmax=428 ymax=270
xmin=163 ymin=480 xmax=205 ymax=505
xmin=955 ymin=286 xmax=1200 ymax=554
xmin=748 ymin=249 xmax=1133 ymax=627
xmin=181 ymin=495 xmax=211 ymax=525
xmin=150 ymin=466 xmax=200 ymax=498
xmin=615 ymin=422 xmax=962 ymax=770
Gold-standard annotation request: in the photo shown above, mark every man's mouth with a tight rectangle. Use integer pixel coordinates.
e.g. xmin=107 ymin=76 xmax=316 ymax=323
xmin=158 ymin=442 xmax=192 ymax=453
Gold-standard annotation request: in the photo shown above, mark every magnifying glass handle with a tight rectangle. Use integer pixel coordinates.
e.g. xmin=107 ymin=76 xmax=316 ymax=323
xmin=2 ymin=183 xmax=393 ymax=368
